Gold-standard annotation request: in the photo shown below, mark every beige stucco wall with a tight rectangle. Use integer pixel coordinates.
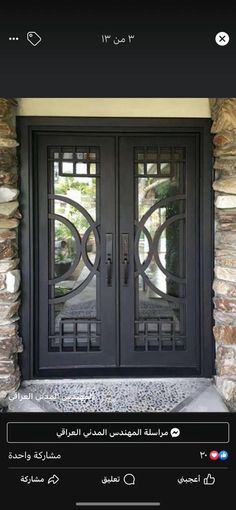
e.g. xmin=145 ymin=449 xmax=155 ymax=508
xmin=17 ymin=98 xmax=211 ymax=117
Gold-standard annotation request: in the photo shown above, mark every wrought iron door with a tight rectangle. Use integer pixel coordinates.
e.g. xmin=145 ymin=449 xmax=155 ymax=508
xmin=36 ymin=133 xmax=200 ymax=373
xmin=119 ymin=136 xmax=199 ymax=369
xmin=37 ymin=136 xmax=116 ymax=370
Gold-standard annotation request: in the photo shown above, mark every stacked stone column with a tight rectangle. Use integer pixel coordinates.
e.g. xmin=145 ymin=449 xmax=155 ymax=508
xmin=211 ymin=98 xmax=236 ymax=411
xmin=0 ymin=98 xmax=22 ymax=402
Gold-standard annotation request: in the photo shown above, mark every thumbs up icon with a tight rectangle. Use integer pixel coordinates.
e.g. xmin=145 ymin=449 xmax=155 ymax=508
xmin=203 ymin=474 xmax=215 ymax=486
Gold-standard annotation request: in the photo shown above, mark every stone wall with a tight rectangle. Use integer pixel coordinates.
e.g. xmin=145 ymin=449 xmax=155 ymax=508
xmin=0 ymin=98 xmax=22 ymax=402
xmin=211 ymin=98 xmax=236 ymax=411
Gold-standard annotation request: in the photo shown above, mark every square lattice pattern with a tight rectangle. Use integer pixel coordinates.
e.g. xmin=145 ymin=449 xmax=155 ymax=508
xmin=49 ymin=319 xmax=101 ymax=352
xmin=134 ymin=319 xmax=186 ymax=351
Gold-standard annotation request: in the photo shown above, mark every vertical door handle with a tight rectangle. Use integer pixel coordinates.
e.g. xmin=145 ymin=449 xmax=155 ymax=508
xmin=121 ymin=233 xmax=129 ymax=286
xmin=105 ymin=233 xmax=113 ymax=286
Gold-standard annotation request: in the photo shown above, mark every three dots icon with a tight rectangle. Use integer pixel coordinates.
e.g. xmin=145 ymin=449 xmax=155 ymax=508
xmin=9 ymin=37 xmax=19 ymax=41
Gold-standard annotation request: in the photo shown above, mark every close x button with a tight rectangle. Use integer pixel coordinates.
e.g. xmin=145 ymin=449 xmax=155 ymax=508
xmin=215 ymin=31 xmax=230 ymax=46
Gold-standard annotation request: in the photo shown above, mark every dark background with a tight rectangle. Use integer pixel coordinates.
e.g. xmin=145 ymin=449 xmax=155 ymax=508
xmin=0 ymin=3 xmax=235 ymax=507
xmin=1 ymin=413 xmax=234 ymax=509
xmin=0 ymin=1 xmax=235 ymax=96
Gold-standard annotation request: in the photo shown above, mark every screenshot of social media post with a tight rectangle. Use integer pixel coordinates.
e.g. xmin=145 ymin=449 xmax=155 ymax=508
xmin=0 ymin=3 xmax=236 ymax=509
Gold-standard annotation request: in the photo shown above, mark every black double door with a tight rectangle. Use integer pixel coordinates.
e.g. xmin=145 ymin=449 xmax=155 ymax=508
xmin=36 ymin=133 xmax=200 ymax=374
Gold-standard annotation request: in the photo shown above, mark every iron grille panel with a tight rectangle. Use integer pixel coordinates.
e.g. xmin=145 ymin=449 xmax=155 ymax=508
xmin=134 ymin=319 xmax=186 ymax=352
xmin=49 ymin=319 xmax=101 ymax=352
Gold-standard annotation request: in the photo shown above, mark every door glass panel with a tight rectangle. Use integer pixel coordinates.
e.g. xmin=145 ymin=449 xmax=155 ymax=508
xmin=135 ymin=146 xmax=186 ymax=352
xmin=76 ymin=162 xmax=87 ymax=174
xmin=88 ymin=151 xmax=97 ymax=160
xmin=54 ymin=220 xmax=74 ymax=278
xmin=146 ymin=149 xmax=157 ymax=161
xmin=147 ymin=163 xmax=158 ymax=175
xmin=160 ymin=147 xmax=171 ymax=161
xmin=136 ymin=163 xmax=145 ymax=175
xmin=160 ymin=162 xmax=172 ymax=176
xmin=89 ymin=163 xmax=97 ymax=174
xmin=76 ymin=151 xmax=87 ymax=160
xmin=135 ymin=148 xmax=145 ymax=161
xmin=62 ymin=162 xmax=73 ymax=174
xmin=63 ymin=152 xmax=73 ymax=159
xmin=48 ymin=147 xmax=100 ymax=353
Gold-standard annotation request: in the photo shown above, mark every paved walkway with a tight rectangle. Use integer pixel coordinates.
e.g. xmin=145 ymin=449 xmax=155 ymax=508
xmin=7 ymin=378 xmax=228 ymax=413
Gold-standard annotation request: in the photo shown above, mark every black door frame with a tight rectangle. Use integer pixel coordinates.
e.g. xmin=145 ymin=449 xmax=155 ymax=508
xmin=18 ymin=117 xmax=213 ymax=379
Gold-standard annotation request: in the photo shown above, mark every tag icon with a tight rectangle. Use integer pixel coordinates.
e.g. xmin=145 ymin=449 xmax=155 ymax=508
xmin=27 ymin=31 xmax=42 ymax=46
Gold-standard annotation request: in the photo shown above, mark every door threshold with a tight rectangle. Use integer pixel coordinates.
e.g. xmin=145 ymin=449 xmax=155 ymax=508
xmin=8 ymin=378 xmax=213 ymax=413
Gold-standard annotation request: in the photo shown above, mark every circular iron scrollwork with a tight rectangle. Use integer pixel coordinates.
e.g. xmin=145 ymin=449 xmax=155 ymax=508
xmin=134 ymin=195 xmax=186 ymax=304
xmin=48 ymin=194 xmax=100 ymax=304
